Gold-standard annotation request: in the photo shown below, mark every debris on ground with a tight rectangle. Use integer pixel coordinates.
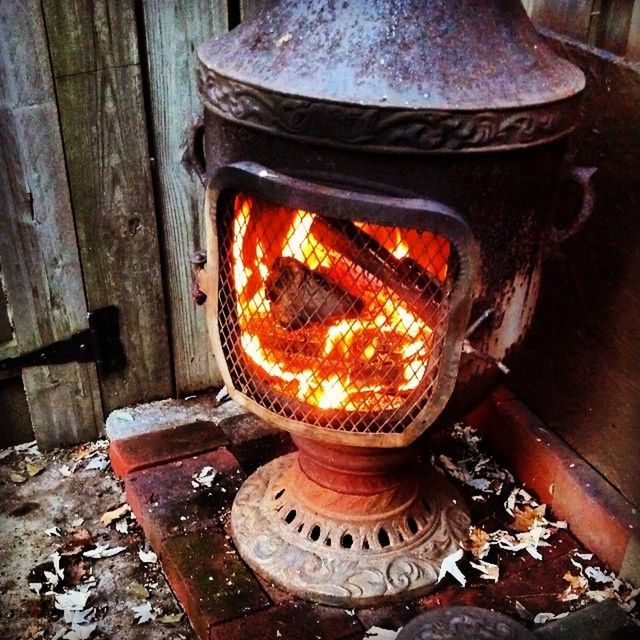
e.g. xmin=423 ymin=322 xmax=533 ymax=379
xmin=432 ymin=422 xmax=640 ymax=627
xmin=0 ymin=439 xmax=191 ymax=640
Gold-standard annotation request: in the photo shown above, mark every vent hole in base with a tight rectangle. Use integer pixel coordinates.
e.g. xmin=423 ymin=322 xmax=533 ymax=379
xmin=309 ymin=525 xmax=321 ymax=541
xmin=285 ymin=509 xmax=297 ymax=524
xmin=340 ymin=533 xmax=353 ymax=549
xmin=378 ymin=528 xmax=391 ymax=548
xmin=407 ymin=516 xmax=419 ymax=535
xmin=274 ymin=488 xmax=285 ymax=500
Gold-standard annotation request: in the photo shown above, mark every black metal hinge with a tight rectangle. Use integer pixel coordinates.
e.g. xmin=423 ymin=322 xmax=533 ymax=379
xmin=0 ymin=306 xmax=126 ymax=376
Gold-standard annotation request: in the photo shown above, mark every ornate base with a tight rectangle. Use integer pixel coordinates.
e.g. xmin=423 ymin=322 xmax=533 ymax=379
xmin=231 ymin=448 xmax=470 ymax=607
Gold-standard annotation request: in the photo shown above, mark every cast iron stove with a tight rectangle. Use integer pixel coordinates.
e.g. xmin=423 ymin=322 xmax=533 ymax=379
xmin=192 ymin=0 xmax=594 ymax=606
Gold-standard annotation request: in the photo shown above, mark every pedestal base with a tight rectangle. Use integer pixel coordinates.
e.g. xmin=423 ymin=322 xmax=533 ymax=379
xmin=231 ymin=452 xmax=470 ymax=607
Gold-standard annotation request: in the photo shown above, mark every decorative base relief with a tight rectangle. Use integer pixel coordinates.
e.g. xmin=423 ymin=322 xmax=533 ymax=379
xmin=231 ymin=453 xmax=470 ymax=607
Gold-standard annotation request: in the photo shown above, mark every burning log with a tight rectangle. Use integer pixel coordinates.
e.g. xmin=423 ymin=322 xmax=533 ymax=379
xmin=309 ymin=217 xmax=444 ymax=323
xmin=266 ymin=257 xmax=365 ymax=330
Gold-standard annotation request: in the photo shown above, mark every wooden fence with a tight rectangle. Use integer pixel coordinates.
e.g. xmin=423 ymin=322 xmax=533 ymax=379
xmin=1 ymin=0 xmax=639 ymax=449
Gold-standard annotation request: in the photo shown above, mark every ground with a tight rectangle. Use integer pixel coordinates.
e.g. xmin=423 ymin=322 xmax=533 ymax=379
xmin=0 ymin=440 xmax=193 ymax=640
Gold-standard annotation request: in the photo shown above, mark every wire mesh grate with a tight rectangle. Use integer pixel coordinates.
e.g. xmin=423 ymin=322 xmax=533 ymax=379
xmin=216 ymin=192 xmax=460 ymax=435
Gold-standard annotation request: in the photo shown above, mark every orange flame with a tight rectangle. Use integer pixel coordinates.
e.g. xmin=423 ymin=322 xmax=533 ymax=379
xmin=231 ymin=194 xmax=449 ymax=412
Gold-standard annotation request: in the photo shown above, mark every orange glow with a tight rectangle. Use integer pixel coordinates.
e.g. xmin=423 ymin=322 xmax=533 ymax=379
xmin=231 ymin=194 xmax=450 ymax=413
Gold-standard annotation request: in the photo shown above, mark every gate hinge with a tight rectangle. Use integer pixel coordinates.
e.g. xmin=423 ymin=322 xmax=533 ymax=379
xmin=0 ymin=306 xmax=126 ymax=376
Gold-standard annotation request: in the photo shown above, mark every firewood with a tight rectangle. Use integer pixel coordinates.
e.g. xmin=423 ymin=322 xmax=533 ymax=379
xmin=309 ymin=217 xmax=444 ymax=323
xmin=265 ymin=257 xmax=364 ymax=330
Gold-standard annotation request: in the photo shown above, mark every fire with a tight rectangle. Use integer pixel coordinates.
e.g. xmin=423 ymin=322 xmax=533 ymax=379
xmin=230 ymin=194 xmax=450 ymax=413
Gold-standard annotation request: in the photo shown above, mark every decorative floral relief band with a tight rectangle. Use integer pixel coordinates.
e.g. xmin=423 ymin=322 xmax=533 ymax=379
xmin=198 ymin=67 xmax=581 ymax=154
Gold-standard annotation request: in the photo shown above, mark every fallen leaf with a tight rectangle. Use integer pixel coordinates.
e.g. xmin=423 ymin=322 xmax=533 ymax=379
xmin=115 ymin=519 xmax=129 ymax=534
xmin=586 ymin=588 xmax=616 ymax=602
xmin=533 ymin=612 xmax=569 ymax=625
xmin=191 ymin=466 xmax=217 ymax=489
xmin=131 ymin=601 xmax=155 ymax=624
xmin=126 ymin=582 xmax=150 ymax=600
xmin=462 ymin=527 xmax=491 ymax=559
xmin=470 ymin=559 xmax=499 ymax=582
xmin=436 ymin=549 xmax=466 ymax=587
xmin=55 ymin=589 xmax=92 ymax=612
xmin=138 ymin=548 xmax=158 ymax=564
xmin=59 ymin=529 xmax=93 ymax=556
xmin=363 ymin=627 xmax=403 ymax=639
xmin=63 ymin=622 xmax=97 ymax=640
xmin=84 ymin=455 xmax=108 ymax=472
xmin=158 ymin=612 xmax=184 ymax=625
xmin=26 ymin=461 xmax=45 ymax=477
xmin=100 ymin=504 xmax=130 ymax=526
xmin=10 ymin=472 xmax=27 ymax=483
xmin=585 ymin=565 xmax=613 ymax=584
xmin=560 ymin=571 xmax=588 ymax=601
xmin=46 ymin=527 xmax=63 ymax=537
xmin=511 ymin=504 xmax=547 ymax=532
xmin=59 ymin=466 xmax=73 ymax=478
xmin=83 ymin=544 xmax=126 ymax=559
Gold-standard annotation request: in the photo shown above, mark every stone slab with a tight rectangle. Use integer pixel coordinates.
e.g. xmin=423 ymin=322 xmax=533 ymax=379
xmin=105 ymin=395 xmax=247 ymax=441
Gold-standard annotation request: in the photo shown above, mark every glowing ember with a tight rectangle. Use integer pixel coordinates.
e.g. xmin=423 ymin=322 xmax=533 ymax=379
xmin=231 ymin=194 xmax=451 ymax=413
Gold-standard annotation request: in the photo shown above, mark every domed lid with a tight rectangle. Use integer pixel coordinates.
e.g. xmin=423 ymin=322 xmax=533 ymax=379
xmin=198 ymin=0 xmax=585 ymax=153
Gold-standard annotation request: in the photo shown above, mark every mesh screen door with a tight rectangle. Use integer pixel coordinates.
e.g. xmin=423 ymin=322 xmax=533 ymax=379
xmin=211 ymin=163 xmax=479 ymax=447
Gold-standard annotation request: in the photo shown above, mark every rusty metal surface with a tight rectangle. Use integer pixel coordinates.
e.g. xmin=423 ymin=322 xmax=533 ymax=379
xmin=209 ymin=162 xmax=480 ymax=447
xmin=396 ymin=606 xmax=536 ymax=639
xmin=197 ymin=0 xmax=585 ymax=153
xmin=198 ymin=0 xmax=584 ymax=111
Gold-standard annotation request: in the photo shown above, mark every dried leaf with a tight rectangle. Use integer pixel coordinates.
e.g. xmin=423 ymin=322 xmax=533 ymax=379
xmin=586 ymin=588 xmax=616 ymax=602
xmin=84 ymin=455 xmax=108 ymax=472
xmin=470 ymin=559 xmax=499 ymax=582
xmin=138 ymin=549 xmax=158 ymax=564
xmin=10 ymin=472 xmax=27 ymax=483
xmin=63 ymin=622 xmax=97 ymax=640
xmin=59 ymin=466 xmax=73 ymax=478
xmin=585 ymin=565 xmax=613 ymax=584
xmin=26 ymin=461 xmax=45 ymax=477
xmin=131 ymin=601 xmax=155 ymax=624
xmin=115 ymin=519 xmax=129 ymax=534
xmin=100 ymin=504 xmax=130 ymax=526
xmin=59 ymin=529 xmax=93 ymax=556
xmin=126 ymin=582 xmax=150 ymax=600
xmin=191 ymin=466 xmax=217 ymax=489
xmin=158 ymin=612 xmax=184 ymax=625
xmin=46 ymin=527 xmax=62 ymax=537
xmin=363 ymin=627 xmax=403 ymax=640
xmin=560 ymin=571 xmax=588 ymax=601
xmin=436 ymin=549 xmax=466 ymax=587
xmin=55 ymin=589 xmax=92 ymax=612
xmin=462 ymin=527 xmax=491 ymax=559
xmin=511 ymin=504 xmax=547 ymax=532
xmin=533 ymin=612 xmax=569 ymax=625
xmin=83 ymin=544 xmax=127 ymax=559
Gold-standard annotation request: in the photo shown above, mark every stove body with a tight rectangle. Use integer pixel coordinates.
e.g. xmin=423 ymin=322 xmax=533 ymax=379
xmin=194 ymin=0 xmax=592 ymax=605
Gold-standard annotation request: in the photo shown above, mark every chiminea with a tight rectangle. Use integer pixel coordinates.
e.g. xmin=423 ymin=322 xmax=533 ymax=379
xmin=192 ymin=0 xmax=594 ymax=606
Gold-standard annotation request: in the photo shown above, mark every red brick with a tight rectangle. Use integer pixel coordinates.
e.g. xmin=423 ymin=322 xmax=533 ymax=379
xmin=472 ymin=386 xmax=638 ymax=573
xmin=160 ymin=528 xmax=270 ymax=638
xmin=125 ymin=448 xmax=244 ymax=549
xmin=419 ymin=551 xmax=577 ymax=620
xmin=109 ymin=420 xmax=229 ymax=477
xmin=208 ymin=600 xmax=364 ymax=640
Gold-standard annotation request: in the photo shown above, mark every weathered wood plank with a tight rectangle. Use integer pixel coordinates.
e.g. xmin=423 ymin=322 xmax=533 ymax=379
xmin=627 ymin=0 xmax=640 ymax=60
xmin=0 ymin=0 xmax=103 ymax=448
xmin=142 ymin=0 xmax=227 ymax=393
xmin=240 ymin=0 xmax=264 ymax=20
xmin=528 ymin=0 xmax=598 ymax=41
xmin=43 ymin=0 xmax=173 ymax=412
xmin=43 ymin=0 xmax=139 ymax=76
xmin=595 ymin=0 xmax=636 ymax=56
